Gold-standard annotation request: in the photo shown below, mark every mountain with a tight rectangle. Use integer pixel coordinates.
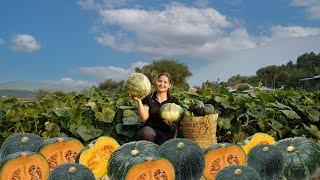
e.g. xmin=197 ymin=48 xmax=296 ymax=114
xmin=0 ymin=89 xmax=35 ymax=98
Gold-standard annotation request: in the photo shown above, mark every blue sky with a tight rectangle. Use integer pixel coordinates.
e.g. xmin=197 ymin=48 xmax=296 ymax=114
xmin=1 ymin=0 xmax=320 ymax=91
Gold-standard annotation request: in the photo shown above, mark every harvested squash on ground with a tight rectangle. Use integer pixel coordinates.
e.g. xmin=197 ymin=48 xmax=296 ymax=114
xmin=203 ymin=143 xmax=246 ymax=180
xmin=0 ymin=132 xmax=43 ymax=159
xmin=159 ymin=138 xmax=205 ymax=180
xmin=38 ymin=137 xmax=84 ymax=170
xmin=0 ymin=151 xmax=49 ymax=180
xmin=241 ymin=132 xmax=276 ymax=155
xmin=108 ymin=140 xmax=175 ymax=180
xmin=78 ymin=136 xmax=120 ymax=179
xmin=276 ymin=137 xmax=320 ymax=180
xmin=48 ymin=163 xmax=95 ymax=180
xmin=215 ymin=165 xmax=261 ymax=180
xmin=247 ymin=144 xmax=284 ymax=180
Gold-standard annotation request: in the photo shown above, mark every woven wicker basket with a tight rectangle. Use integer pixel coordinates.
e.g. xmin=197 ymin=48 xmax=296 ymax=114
xmin=180 ymin=113 xmax=218 ymax=149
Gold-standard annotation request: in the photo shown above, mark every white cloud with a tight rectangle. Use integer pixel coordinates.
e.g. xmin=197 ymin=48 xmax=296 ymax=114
xmin=77 ymin=0 xmax=131 ymax=10
xmin=259 ymin=25 xmax=320 ymax=45
xmin=0 ymin=38 xmax=5 ymax=45
xmin=73 ymin=61 xmax=148 ymax=81
xmin=291 ymin=0 xmax=320 ymax=20
xmin=97 ymin=4 xmax=258 ymax=59
xmin=189 ymin=34 xmax=320 ymax=85
xmin=44 ymin=78 xmax=96 ymax=90
xmin=10 ymin=34 xmax=41 ymax=52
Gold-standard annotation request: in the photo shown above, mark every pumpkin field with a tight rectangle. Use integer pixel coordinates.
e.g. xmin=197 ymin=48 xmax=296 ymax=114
xmin=0 ymin=84 xmax=319 ymax=179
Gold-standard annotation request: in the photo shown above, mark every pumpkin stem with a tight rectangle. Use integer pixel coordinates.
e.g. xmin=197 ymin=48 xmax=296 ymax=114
xmin=234 ymin=169 xmax=242 ymax=175
xmin=20 ymin=152 xmax=27 ymax=158
xmin=88 ymin=143 xmax=94 ymax=148
xmin=177 ymin=142 xmax=185 ymax=149
xmin=263 ymin=146 xmax=269 ymax=152
xmin=131 ymin=149 xmax=139 ymax=156
xmin=69 ymin=167 xmax=77 ymax=173
xmin=287 ymin=145 xmax=295 ymax=153
xmin=57 ymin=137 xmax=64 ymax=143
xmin=146 ymin=156 xmax=153 ymax=161
xmin=21 ymin=136 xmax=29 ymax=143
xmin=220 ymin=144 xmax=226 ymax=148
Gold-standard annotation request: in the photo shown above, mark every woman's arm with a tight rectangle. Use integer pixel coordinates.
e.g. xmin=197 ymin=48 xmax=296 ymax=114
xmin=134 ymin=98 xmax=149 ymax=122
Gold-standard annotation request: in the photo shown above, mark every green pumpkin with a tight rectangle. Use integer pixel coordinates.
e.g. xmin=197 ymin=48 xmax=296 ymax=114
xmin=276 ymin=137 xmax=320 ymax=180
xmin=0 ymin=133 xmax=43 ymax=159
xmin=0 ymin=151 xmax=50 ymax=180
xmin=48 ymin=163 xmax=95 ymax=180
xmin=159 ymin=138 xmax=205 ymax=180
xmin=38 ymin=137 xmax=84 ymax=170
xmin=247 ymin=144 xmax=284 ymax=180
xmin=160 ymin=103 xmax=184 ymax=126
xmin=123 ymin=73 xmax=151 ymax=99
xmin=215 ymin=165 xmax=261 ymax=180
xmin=189 ymin=100 xmax=206 ymax=116
xmin=204 ymin=104 xmax=215 ymax=115
xmin=107 ymin=140 xmax=175 ymax=180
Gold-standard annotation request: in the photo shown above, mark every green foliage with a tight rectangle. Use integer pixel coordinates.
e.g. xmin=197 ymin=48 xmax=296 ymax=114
xmin=135 ymin=59 xmax=192 ymax=91
xmin=0 ymin=88 xmax=319 ymax=146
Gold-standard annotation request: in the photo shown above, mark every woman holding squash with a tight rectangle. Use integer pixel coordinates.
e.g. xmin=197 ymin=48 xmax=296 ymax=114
xmin=132 ymin=72 xmax=180 ymax=145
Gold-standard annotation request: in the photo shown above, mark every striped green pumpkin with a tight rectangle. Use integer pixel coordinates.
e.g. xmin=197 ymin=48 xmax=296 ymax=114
xmin=123 ymin=73 xmax=151 ymax=99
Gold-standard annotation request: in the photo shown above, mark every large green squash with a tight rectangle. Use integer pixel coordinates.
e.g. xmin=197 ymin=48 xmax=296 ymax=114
xmin=48 ymin=163 xmax=95 ymax=180
xmin=247 ymin=144 xmax=284 ymax=180
xmin=160 ymin=103 xmax=184 ymax=126
xmin=159 ymin=138 xmax=205 ymax=180
xmin=276 ymin=137 xmax=320 ymax=180
xmin=0 ymin=133 xmax=43 ymax=159
xmin=38 ymin=137 xmax=84 ymax=170
xmin=107 ymin=140 xmax=175 ymax=180
xmin=123 ymin=73 xmax=151 ymax=99
xmin=0 ymin=151 xmax=50 ymax=180
xmin=203 ymin=143 xmax=246 ymax=180
xmin=215 ymin=165 xmax=261 ymax=180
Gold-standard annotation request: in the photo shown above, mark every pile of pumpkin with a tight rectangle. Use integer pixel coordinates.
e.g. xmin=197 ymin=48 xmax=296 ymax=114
xmin=0 ymin=132 xmax=319 ymax=180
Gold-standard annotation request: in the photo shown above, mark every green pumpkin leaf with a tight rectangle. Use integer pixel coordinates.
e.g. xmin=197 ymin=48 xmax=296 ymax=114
xmin=303 ymin=124 xmax=320 ymax=139
xmin=95 ymin=107 xmax=115 ymax=123
xmin=306 ymin=108 xmax=320 ymax=122
xmin=217 ymin=116 xmax=232 ymax=129
xmin=280 ymin=110 xmax=301 ymax=119
xmin=77 ymin=125 xmax=102 ymax=141
xmin=115 ymin=124 xmax=136 ymax=138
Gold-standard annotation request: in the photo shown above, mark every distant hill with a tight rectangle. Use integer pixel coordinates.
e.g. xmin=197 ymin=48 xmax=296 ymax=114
xmin=0 ymin=89 xmax=35 ymax=99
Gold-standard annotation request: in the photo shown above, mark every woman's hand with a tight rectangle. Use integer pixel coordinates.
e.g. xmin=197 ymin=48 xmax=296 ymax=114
xmin=129 ymin=94 xmax=149 ymax=122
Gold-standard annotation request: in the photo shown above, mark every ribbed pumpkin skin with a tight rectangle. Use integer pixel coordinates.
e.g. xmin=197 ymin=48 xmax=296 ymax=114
xmin=123 ymin=73 xmax=151 ymax=99
xmin=276 ymin=137 xmax=320 ymax=180
xmin=247 ymin=144 xmax=284 ymax=180
xmin=0 ymin=151 xmax=50 ymax=180
xmin=215 ymin=165 xmax=261 ymax=180
xmin=160 ymin=103 xmax=184 ymax=125
xmin=203 ymin=143 xmax=246 ymax=179
xmin=107 ymin=140 xmax=161 ymax=180
xmin=48 ymin=163 xmax=95 ymax=180
xmin=0 ymin=133 xmax=43 ymax=159
xmin=159 ymin=138 xmax=205 ymax=180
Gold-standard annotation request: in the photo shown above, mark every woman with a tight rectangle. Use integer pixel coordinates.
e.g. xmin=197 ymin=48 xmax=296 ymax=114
xmin=133 ymin=72 xmax=179 ymax=145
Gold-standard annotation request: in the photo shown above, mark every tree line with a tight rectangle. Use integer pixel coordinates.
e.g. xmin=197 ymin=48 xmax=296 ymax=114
xmin=98 ymin=52 xmax=320 ymax=92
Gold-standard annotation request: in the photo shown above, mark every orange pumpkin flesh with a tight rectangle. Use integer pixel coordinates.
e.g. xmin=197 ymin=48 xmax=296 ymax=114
xmin=126 ymin=158 xmax=175 ymax=180
xmin=0 ymin=152 xmax=50 ymax=180
xmin=203 ymin=143 xmax=246 ymax=180
xmin=39 ymin=138 xmax=84 ymax=170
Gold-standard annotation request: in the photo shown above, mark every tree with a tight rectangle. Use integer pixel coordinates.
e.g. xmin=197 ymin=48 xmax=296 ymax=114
xmin=135 ymin=59 xmax=192 ymax=91
xmin=98 ymin=79 xmax=124 ymax=93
